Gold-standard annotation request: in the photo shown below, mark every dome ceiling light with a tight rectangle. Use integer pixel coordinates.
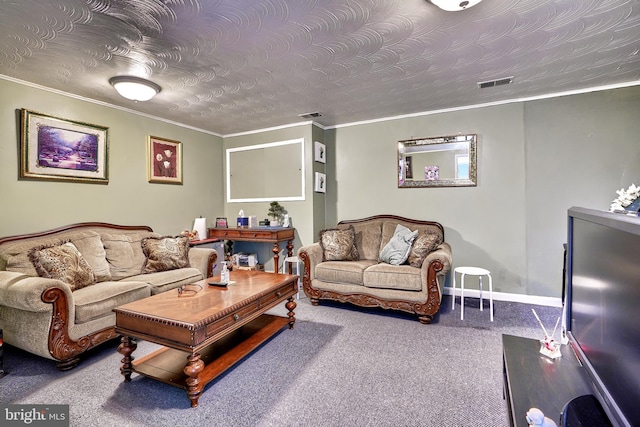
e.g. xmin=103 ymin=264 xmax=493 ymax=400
xmin=428 ymin=0 xmax=483 ymax=11
xmin=109 ymin=76 xmax=161 ymax=101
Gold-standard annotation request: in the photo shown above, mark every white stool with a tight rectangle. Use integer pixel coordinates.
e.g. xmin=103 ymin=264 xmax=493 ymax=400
xmin=451 ymin=266 xmax=493 ymax=321
xmin=281 ymin=256 xmax=302 ymax=299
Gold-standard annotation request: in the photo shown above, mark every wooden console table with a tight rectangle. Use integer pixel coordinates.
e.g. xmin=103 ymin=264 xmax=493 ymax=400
xmin=502 ymin=334 xmax=593 ymax=426
xmin=208 ymin=227 xmax=295 ymax=273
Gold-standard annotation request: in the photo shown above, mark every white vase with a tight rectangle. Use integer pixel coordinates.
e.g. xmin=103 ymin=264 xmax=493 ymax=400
xmin=270 ymin=220 xmax=279 ymax=227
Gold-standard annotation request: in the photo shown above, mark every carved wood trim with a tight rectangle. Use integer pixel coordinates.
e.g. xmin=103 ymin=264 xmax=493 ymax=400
xmin=299 ymin=249 xmax=444 ymax=324
xmin=337 ymin=214 xmax=445 ymax=240
xmin=206 ymin=251 xmax=217 ymax=278
xmin=0 ymin=222 xmax=154 ymax=245
xmin=42 ymin=287 xmax=119 ymax=370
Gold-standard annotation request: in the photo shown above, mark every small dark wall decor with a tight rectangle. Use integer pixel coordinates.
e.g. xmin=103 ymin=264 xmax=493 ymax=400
xmin=314 ymin=141 xmax=326 ymax=163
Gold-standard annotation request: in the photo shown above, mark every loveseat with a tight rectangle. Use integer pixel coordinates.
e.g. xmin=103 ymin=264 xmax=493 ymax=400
xmin=298 ymin=215 xmax=452 ymax=324
xmin=0 ymin=222 xmax=216 ymax=370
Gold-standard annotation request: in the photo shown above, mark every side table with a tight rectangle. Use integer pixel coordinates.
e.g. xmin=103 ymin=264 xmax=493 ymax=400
xmin=451 ymin=266 xmax=493 ymax=321
xmin=208 ymin=227 xmax=295 ymax=273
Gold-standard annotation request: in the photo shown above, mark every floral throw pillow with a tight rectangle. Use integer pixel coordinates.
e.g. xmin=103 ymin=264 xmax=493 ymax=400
xmin=319 ymin=226 xmax=359 ymax=261
xmin=407 ymin=232 xmax=442 ymax=268
xmin=28 ymin=241 xmax=96 ymax=291
xmin=141 ymin=236 xmax=190 ymax=274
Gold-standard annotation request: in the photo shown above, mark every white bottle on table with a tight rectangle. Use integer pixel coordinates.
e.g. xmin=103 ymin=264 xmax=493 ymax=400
xmin=221 ymin=262 xmax=229 ymax=283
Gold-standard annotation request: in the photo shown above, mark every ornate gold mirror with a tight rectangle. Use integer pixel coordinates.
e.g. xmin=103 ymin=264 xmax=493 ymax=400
xmin=398 ymin=134 xmax=477 ymax=188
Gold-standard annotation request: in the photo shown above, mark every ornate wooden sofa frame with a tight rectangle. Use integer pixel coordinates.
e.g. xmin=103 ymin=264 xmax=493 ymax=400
xmin=298 ymin=215 xmax=452 ymax=324
xmin=0 ymin=222 xmax=216 ymax=370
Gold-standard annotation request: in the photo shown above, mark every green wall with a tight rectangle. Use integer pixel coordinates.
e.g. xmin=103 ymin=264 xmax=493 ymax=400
xmin=0 ymin=78 xmax=224 ymax=237
xmin=3 ymin=75 xmax=639 ymax=300
xmin=523 ymin=87 xmax=640 ymax=297
xmin=328 ymin=104 xmax=527 ymax=294
xmin=327 ymin=86 xmax=640 ymax=298
xmin=222 ymin=125 xmax=316 ymax=272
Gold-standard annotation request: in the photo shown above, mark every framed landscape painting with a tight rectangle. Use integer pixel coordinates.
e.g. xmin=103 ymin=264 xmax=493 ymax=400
xmin=147 ymin=135 xmax=183 ymax=184
xmin=20 ymin=109 xmax=109 ymax=184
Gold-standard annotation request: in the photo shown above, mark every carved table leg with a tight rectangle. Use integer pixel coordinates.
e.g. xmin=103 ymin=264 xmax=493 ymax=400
xmin=285 ymin=296 xmax=297 ymax=329
xmin=286 ymin=239 xmax=294 ymax=274
xmin=117 ymin=336 xmax=137 ymax=382
xmin=184 ymin=352 xmax=205 ymax=408
xmin=417 ymin=314 xmax=433 ymax=324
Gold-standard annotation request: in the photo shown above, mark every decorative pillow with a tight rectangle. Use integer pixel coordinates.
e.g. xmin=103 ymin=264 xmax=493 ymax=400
xmin=319 ymin=226 xmax=359 ymax=261
xmin=379 ymin=224 xmax=419 ymax=265
xmin=28 ymin=241 xmax=96 ymax=291
xmin=407 ymin=232 xmax=443 ymax=268
xmin=141 ymin=236 xmax=190 ymax=274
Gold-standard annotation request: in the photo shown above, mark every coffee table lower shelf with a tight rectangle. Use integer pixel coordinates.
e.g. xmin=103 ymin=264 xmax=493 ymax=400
xmin=131 ymin=314 xmax=289 ymax=390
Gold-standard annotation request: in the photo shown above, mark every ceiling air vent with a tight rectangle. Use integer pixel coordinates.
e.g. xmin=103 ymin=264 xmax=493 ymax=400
xmin=298 ymin=112 xmax=322 ymax=119
xmin=478 ymin=77 xmax=514 ymax=89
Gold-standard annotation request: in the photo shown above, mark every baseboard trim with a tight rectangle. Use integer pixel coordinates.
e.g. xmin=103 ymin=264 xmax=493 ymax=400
xmin=443 ymin=288 xmax=562 ymax=308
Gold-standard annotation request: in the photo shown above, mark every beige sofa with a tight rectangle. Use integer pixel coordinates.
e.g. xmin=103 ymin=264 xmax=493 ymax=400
xmin=0 ymin=222 xmax=216 ymax=370
xmin=298 ymin=215 xmax=452 ymax=324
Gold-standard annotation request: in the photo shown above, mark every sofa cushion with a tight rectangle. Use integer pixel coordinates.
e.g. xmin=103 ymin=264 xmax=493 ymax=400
xmin=407 ymin=232 xmax=443 ymax=268
xmin=73 ymin=280 xmax=151 ymax=324
xmin=101 ymin=231 xmax=159 ymax=280
xmin=126 ymin=267 xmax=203 ymax=295
xmin=379 ymin=224 xmax=418 ymax=265
xmin=141 ymin=236 xmax=190 ymax=274
xmin=28 ymin=242 xmax=96 ymax=291
xmin=315 ymin=260 xmax=377 ymax=286
xmin=363 ymin=263 xmax=423 ymax=291
xmin=70 ymin=231 xmax=112 ymax=282
xmin=338 ymin=221 xmax=382 ymax=261
xmin=319 ymin=226 xmax=359 ymax=261
xmin=1 ymin=230 xmax=110 ymax=278
xmin=0 ymin=242 xmax=36 ymax=275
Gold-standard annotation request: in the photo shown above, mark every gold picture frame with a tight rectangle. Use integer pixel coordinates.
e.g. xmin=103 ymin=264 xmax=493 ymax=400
xmin=147 ymin=135 xmax=183 ymax=184
xmin=20 ymin=109 xmax=109 ymax=184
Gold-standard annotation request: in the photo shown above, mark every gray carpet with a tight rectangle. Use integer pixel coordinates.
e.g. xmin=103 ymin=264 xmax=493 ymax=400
xmin=1 ymin=295 xmax=561 ymax=427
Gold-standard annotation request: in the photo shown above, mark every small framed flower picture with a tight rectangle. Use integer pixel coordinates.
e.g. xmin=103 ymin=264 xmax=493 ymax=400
xmin=147 ymin=135 xmax=182 ymax=184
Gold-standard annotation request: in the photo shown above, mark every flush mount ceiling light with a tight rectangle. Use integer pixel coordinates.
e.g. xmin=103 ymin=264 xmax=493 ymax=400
xmin=428 ymin=0 xmax=483 ymax=11
xmin=109 ymin=76 xmax=161 ymax=101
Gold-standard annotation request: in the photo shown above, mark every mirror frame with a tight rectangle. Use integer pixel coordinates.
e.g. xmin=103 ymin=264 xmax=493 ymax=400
xmin=226 ymin=138 xmax=306 ymax=202
xmin=397 ymin=134 xmax=477 ymax=188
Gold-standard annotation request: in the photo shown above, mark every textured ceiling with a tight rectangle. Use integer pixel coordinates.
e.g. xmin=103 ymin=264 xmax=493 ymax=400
xmin=1 ymin=0 xmax=639 ymax=135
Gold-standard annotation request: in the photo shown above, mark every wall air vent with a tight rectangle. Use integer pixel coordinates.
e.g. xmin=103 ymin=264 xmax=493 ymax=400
xmin=478 ymin=77 xmax=514 ymax=89
xmin=298 ymin=112 xmax=322 ymax=119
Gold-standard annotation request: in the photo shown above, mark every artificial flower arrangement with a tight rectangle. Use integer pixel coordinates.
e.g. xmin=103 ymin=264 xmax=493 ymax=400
xmin=609 ymin=183 xmax=640 ymax=212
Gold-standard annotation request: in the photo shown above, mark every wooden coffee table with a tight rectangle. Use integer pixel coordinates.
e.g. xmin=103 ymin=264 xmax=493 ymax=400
xmin=114 ymin=270 xmax=297 ymax=407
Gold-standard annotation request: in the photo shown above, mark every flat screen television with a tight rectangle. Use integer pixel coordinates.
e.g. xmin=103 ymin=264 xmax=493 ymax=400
xmin=565 ymin=206 xmax=640 ymax=427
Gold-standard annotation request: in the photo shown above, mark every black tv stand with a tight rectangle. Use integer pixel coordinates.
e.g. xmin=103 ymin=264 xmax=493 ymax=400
xmin=502 ymin=334 xmax=594 ymax=426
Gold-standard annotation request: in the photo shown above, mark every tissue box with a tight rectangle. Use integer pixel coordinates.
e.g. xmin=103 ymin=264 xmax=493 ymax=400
xmin=236 ymin=217 xmax=249 ymax=227
xmin=233 ymin=253 xmax=258 ymax=267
